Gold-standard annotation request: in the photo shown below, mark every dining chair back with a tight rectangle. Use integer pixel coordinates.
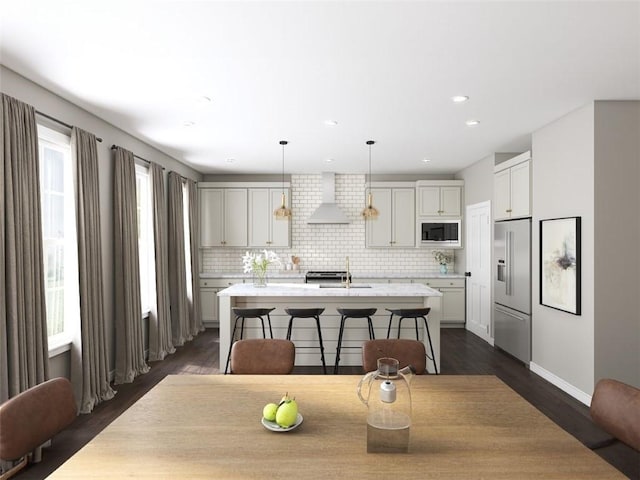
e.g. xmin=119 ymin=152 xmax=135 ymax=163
xmin=362 ymin=339 xmax=427 ymax=375
xmin=0 ymin=377 xmax=77 ymax=479
xmin=590 ymin=378 xmax=640 ymax=452
xmin=230 ymin=339 xmax=296 ymax=374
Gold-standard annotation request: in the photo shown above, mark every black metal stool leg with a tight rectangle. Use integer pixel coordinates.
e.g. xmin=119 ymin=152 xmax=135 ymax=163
xmin=286 ymin=316 xmax=294 ymax=340
xmin=397 ymin=316 xmax=404 ymax=339
xmin=267 ymin=313 xmax=274 ymax=338
xmin=224 ymin=317 xmax=241 ymax=374
xmin=334 ymin=315 xmax=347 ymax=374
xmin=239 ymin=317 xmax=246 ymax=339
xmin=414 ymin=317 xmax=420 ymax=340
xmin=314 ymin=315 xmax=327 ymax=374
xmin=386 ymin=312 xmax=394 ymax=339
xmin=367 ymin=317 xmax=375 ymax=340
xmin=259 ymin=316 xmax=266 ymax=338
xmin=422 ymin=316 xmax=438 ymax=374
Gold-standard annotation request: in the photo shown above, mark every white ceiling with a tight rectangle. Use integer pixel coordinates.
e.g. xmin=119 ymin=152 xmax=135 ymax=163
xmin=1 ymin=1 xmax=639 ymax=175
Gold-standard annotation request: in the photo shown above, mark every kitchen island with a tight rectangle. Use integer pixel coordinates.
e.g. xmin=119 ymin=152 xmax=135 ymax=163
xmin=217 ymin=283 xmax=442 ymax=371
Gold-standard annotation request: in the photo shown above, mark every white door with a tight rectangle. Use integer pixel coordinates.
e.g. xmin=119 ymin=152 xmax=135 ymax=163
xmin=465 ymin=201 xmax=492 ymax=344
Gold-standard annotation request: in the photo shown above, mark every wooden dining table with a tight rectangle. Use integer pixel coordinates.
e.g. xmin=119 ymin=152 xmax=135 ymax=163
xmin=48 ymin=375 xmax=625 ymax=479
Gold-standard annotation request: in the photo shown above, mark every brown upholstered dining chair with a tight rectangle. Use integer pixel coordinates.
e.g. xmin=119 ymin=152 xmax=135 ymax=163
xmin=589 ymin=378 xmax=640 ymax=452
xmin=362 ymin=339 xmax=427 ymax=375
xmin=229 ymin=338 xmax=296 ymax=374
xmin=0 ymin=377 xmax=77 ymax=479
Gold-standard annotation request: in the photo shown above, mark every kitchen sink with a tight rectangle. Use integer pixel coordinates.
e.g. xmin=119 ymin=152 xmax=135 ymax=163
xmin=318 ymin=284 xmax=371 ymax=288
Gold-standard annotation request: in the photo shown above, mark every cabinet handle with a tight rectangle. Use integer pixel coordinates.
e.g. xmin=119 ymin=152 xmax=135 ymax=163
xmin=506 ymin=209 xmax=512 ymax=213
xmin=266 ymin=241 xmax=272 ymax=245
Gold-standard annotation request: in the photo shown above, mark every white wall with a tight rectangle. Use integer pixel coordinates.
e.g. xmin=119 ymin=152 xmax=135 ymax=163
xmin=593 ymin=101 xmax=640 ymax=387
xmin=531 ymin=103 xmax=596 ymax=397
xmin=201 ymin=174 xmax=454 ymax=275
xmin=1 ymin=66 xmax=202 ymax=377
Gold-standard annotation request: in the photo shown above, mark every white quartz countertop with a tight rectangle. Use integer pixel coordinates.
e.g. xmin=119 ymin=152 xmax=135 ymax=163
xmin=201 ymin=272 xmax=465 ymax=280
xmin=217 ymin=282 xmax=442 ymax=297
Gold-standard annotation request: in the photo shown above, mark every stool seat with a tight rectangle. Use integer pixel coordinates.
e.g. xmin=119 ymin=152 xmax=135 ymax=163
xmin=285 ymin=307 xmax=325 ymax=317
xmin=334 ymin=307 xmax=378 ymax=374
xmin=337 ymin=307 xmax=377 ymax=317
xmin=385 ymin=307 xmax=431 ymax=318
xmin=232 ymin=307 xmax=275 ymax=317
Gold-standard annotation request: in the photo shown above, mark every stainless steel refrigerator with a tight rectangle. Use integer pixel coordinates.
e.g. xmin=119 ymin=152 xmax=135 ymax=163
xmin=494 ymin=218 xmax=531 ymax=364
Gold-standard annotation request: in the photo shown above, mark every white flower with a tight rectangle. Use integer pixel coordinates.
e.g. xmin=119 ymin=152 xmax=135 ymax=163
xmin=433 ymin=250 xmax=453 ymax=265
xmin=242 ymin=250 xmax=281 ymax=274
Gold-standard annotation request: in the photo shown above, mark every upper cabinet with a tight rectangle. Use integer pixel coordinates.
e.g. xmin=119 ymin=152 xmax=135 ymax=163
xmin=199 ymin=182 xmax=291 ymax=248
xmin=248 ymin=188 xmax=291 ymax=248
xmin=200 ymin=188 xmax=248 ymax=247
xmin=366 ymin=186 xmax=415 ymax=248
xmin=416 ymin=181 xmax=463 ymax=217
xmin=494 ymin=151 xmax=531 ymax=220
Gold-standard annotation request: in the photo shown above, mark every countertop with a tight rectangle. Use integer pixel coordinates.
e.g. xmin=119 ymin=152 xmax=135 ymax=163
xmin=200 ymin=271 xmax=466 ymax=280
xmin=217 ymin=282 xmax=442 ymax=297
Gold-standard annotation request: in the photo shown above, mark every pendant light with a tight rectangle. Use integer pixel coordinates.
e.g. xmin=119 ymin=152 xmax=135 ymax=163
xmin=361 ymin=140 xmax=379 ymax=219
xmin=273 ymin=140 xmax=292 ymax=220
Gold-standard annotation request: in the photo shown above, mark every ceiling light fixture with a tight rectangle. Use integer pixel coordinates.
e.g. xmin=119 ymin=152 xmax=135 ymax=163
xmin=325 ymin=158 xmax=334 ymax=163
xmin=361 ymin=140 xmax=379 ymax=220
xmin=422 ymin=158 xmax=431 ymax=163
xmin=182 ymin=120 xmax=195 ymax=127
xmin=324 ymin=120 xmax=338 ymax=126
xmin=465 ymin=119 xmax=480 ymax=126
xmin=451 ymin=95 xmax=469 ymax=103
xmin=274 ymin=140 xmax=292 ymax=220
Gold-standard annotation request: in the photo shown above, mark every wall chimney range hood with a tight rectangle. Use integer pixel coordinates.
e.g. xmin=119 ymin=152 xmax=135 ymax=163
xmin=307 ymin=172 xmax=350 ymax=224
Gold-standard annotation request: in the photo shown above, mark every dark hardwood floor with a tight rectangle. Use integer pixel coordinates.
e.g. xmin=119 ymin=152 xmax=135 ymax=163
xmin=16 ymin=328 xmax=639 ymax=479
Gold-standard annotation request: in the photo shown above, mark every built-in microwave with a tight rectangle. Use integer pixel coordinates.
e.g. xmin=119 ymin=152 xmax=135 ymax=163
xmin=420 ymin=219 xmax=462 ymax=247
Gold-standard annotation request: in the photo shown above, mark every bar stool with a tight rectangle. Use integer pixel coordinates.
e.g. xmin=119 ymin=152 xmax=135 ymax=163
xmin=224 ymin=307 xmax=275 ymax=374
xmin=385 ymin=307 xmax=438 ymax=374
xmin=285 ymin=307 xmax=327 ymax=374
xmin=334 ymin=307 xmax=377 ymax=374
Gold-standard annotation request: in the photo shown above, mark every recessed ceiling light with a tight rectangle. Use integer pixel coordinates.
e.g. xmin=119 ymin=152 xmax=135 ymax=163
xmin=225 ymin=158 xmax=235 ymax=163
xmin=325 ymin=158 xmax=334 ymax=163
xmin=197 ymin=96 xmax=212 ymax=104
xmin=324 ymin=120 xmax=338 ymax=126
xmin=183 ymin=120 xmax=195 ymax=127
xmin=451 ymin=95 xmax=469 ymax=103
xmin=465 ymin=119 xmax=480 ymax=126
xmin=422 ymin=158 xmax=431 ymax=163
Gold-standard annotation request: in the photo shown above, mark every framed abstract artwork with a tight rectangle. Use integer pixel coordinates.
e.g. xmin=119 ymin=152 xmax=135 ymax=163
xmin=540 ymin=216 xmax=581 ymax=315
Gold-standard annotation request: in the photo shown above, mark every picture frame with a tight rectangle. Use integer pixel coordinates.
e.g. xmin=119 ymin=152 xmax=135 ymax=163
xmin=539 ymin=216 xmax=581 ymax=315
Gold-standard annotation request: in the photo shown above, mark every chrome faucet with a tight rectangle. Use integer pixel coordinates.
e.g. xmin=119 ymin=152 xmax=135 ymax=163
xmin=342 ymin=256 xmax=351 ymax=289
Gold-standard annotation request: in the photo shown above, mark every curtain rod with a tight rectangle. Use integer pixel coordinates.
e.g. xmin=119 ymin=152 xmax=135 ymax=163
xmin=110 ymin=145 xmax=165 ymax=170
xmin=36 ymin=110 xmax=103 ymax=142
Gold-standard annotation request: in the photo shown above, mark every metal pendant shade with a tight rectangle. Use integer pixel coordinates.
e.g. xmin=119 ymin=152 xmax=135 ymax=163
xmin=361 ymin=140 xmax=379 ymax=219
xmin=274 ymin=140 xmax=292 ymax=219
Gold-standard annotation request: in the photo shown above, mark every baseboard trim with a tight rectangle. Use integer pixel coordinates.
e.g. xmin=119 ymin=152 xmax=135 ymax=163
xmin=529 ymin=362 xmax=592 ymax=406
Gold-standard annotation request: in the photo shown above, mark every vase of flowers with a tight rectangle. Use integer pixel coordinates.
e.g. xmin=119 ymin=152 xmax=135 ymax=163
xmin=433 ymin=250 xmax=453 ymax=274
xmin=242 ymin=250 xmax=281 ymax=287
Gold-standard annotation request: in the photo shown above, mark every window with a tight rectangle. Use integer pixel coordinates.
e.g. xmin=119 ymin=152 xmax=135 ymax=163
xmin=182 ymin=181 xmax=193 ymax=302
xmin=38 ymin=125 xmax=80 ymax=349
xmin=135 ymin=163 xmax=156 ymax=315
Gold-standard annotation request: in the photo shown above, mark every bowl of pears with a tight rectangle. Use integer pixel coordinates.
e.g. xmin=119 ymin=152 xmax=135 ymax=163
xmin=261 ymin=393 xmax=302 ymax=432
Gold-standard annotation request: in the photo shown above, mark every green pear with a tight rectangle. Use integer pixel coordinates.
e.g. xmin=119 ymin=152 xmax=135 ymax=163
xmin=262 ymin=403 xmax=278 ymax=422
xmin=275 ymin=398 xmax=298 ymax=428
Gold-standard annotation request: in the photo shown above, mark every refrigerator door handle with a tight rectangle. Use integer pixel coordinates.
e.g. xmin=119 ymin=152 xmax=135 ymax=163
xmin=505 ymin=230 xmax=512 ymax=296
xmin=496 ymin=306 xmax=526 ymax=322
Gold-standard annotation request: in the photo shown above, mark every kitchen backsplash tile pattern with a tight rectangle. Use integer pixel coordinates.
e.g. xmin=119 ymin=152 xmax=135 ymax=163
xmin=200 ymin=174 xmax=455 ymax=274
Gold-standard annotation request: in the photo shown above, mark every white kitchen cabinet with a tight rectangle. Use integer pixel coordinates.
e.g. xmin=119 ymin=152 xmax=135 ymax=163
xmin=494 ymin=151 xmax=531 ymax=220
xmin=248 ymin=188 xmax=291 ymax=248
xmin=416 ymin=182 xmax=463 ymax=217
xmin=413 ymin=278 xmax=466 ymax=326
xmin=366 ymin=187 xmax=415 ymax=248
xmin=199 ymin=188 xmax=248 ymax=247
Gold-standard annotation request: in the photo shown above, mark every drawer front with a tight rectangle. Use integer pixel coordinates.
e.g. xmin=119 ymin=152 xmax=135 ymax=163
xmin=200 ymin=278 xmax=245 ymax=288
xmin=412 ymin=278 xmax=465 ymax=289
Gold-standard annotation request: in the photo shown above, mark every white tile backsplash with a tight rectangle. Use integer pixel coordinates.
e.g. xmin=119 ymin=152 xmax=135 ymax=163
xmin=201 ymin=174 xmax=455 ymax=274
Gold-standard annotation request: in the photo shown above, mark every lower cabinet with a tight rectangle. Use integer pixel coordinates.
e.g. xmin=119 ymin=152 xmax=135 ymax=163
xmin=200 ymin=278 xmax=245 ymax=327
xmin=412 ymin=278 xmax=466 ymax=327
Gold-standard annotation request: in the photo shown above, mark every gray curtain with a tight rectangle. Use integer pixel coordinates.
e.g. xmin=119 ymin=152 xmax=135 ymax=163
xmin=1 ymin=93 xmax=49 ymax=470
xmin=113 ymin=147 xmax=149 ymax=384
xmin=187 ymin=179 xmax=204 ymax=337
xmin=168 ymin=172 xmax=190 ymax=346
xmin=148 ymin=162 xmax=175 ymax=361
xmin=71 ymin=127 xmax=115 ymax=413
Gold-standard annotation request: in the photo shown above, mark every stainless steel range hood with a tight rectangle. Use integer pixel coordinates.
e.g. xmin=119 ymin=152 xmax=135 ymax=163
xmin=307 ymin=172 xmax=350 ymax=224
